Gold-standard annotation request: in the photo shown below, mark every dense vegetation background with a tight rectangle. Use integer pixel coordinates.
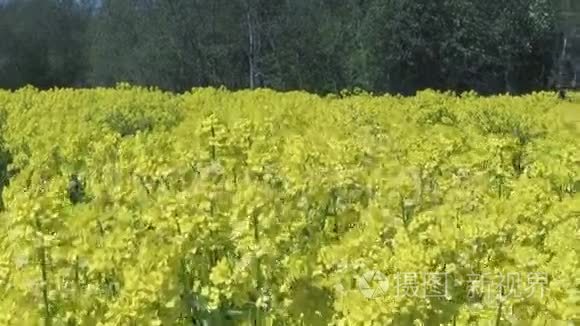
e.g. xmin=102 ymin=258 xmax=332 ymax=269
xmin=0 ymin=1 xmax=578 ymax=324
xmin=0 ymin=0 xmax=567 ymax=95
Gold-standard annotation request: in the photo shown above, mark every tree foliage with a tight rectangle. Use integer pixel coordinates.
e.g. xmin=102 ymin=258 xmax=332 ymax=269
xmin=0 ymin=0 xmax=564 ymax=94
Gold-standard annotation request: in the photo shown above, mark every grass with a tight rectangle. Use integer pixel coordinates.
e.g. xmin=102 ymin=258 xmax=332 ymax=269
xmin=556 ymin=91 xmax=580 ymax=134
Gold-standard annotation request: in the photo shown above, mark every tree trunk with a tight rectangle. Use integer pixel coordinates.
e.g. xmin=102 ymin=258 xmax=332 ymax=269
xmin=246 ymin=0 xmax=257 ymax=89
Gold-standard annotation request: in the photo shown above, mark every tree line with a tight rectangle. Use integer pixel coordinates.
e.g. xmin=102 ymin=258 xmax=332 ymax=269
xmin=0 ymin=0 xmax=563 ymax=95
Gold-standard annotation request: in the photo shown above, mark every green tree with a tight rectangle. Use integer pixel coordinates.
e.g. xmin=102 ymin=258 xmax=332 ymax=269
xmin=0 ymin=0 xmax=89 ymax=89
xmin=2 ymin=0 xmax=558 ymax=95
